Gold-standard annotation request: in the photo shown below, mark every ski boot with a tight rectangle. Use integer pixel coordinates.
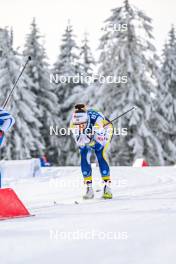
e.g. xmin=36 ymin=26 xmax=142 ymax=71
xmin=102 ymin=181 xmax=112 ymax=199
xmin=83 ymin=182 xmax=94 ymax=200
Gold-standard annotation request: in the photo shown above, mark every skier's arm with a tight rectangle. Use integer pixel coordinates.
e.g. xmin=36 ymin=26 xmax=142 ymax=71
xmin=70 ymin=122 xmax=90 ymax=147
xmin=0 ymin=108 xmax=15 ymax=147
xmin=93 ymin=117 xmax=107 ymax=146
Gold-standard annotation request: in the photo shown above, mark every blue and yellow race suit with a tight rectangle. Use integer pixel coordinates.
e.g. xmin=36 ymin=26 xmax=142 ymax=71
xmin=70 ymin=109 xmax=113 ymax=183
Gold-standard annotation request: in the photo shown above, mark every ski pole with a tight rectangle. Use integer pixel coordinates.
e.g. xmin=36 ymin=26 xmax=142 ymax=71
xmin=104 ymin=106 xmax=136 ymax=127
xmin=2 ymin=56 xmax=31 ymax=109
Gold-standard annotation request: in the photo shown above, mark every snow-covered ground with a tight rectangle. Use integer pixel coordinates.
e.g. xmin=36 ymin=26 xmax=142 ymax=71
xmin=1 ymin=166 xmax=176 ymax=264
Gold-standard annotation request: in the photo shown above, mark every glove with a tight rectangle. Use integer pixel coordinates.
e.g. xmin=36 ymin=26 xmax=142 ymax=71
xmin=94 ymin=128 xmax=106 ymax=145
xmin=76 ymin=133 xmax=91 ymax=147
xmin=94 ymin=133 xmax=105 ymax=145
xmin=0 ymin=108 xmax=15 ymax=133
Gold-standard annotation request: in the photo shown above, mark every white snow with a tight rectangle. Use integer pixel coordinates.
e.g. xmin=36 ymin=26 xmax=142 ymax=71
xmin=0 ymin=166 xmax=176 ymax=264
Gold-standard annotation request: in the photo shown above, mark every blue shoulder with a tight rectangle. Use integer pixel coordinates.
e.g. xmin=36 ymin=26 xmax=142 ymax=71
xmin=88 ymin=109 xmax=104 ymax=118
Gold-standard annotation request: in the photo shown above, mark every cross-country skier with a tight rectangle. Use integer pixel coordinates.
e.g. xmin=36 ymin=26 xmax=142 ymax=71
xmin=70 ymin=104 xmax=113 ymax=199
xmin=0 ymin=108 xmax=15 ymax=147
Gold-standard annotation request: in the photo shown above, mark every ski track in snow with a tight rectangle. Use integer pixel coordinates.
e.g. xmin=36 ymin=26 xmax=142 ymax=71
xmin=0 ymin=166 xmax=176 ymax=264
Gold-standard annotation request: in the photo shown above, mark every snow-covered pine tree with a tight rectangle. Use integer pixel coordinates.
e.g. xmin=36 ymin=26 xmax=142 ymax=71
xmin=52 ymin=21 xmax=84 ymax=165
xmin=53 ymin=21 xmax=81 ymax=117
xmin=79 ymin=32 xmax=95 ymax=77
xmin=77 ymin=32 xmax=98 ymax=110
xmin=153 ymin=26 xmax=176 ymax=165
xmin=97 ymin=0 xmax=164 ymax=165
xmin=0 ymin=28 xmax=44 ymax=159
xmin=23 ymin=18 xmax=61 ymax=163
xmin=66 ymin=31 xmax=97 ymax=123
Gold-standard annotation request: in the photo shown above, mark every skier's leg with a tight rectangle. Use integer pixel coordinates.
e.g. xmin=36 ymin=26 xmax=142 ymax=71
xmin=95 ymin=143 xmax=110 ymax=181
xmin=80 ymin=146 xmax=94 ymax=199
xmin=95 ymin=141 xmax=112 ymax=199
xmin=80 ymin=146 xmax=92 ymax=183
